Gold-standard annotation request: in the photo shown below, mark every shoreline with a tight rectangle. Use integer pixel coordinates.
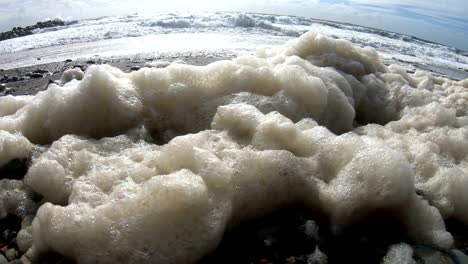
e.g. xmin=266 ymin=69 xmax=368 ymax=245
xmin=0 ymin=54 xmax=234 ymax=97
xmin=2 ymin=53 xmax=467 ymax=99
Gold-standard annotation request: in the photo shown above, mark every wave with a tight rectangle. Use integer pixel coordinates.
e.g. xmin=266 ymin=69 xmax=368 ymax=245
xmin=0 ymin=12 xmax=466 ymax=75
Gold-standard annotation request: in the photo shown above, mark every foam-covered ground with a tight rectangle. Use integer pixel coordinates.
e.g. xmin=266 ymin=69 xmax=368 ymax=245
xmin=0 ymin=31 xmax=468 ymax=263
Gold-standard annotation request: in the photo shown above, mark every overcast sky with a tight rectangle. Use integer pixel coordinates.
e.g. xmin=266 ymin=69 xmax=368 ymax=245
xmin=0 ymin=0 xmax=467 ymax=50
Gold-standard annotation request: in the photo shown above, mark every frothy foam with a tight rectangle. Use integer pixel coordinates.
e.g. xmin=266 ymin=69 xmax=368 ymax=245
xmin=0 ymin=31 xmax=467 ymax=263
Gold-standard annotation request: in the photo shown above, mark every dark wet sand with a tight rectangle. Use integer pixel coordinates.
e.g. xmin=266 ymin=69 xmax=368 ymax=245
xmin=0 ymin=54 xmax=234 ymax=97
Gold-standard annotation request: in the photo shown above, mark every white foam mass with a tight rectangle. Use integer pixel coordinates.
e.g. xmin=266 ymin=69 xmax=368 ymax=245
xmin=0 ymin=31 xmax=467 ymax=263
xmin=60 ymin=67 xmax=84 ymax=84
xmin=0 ymin=130 xmax=33 ymax=167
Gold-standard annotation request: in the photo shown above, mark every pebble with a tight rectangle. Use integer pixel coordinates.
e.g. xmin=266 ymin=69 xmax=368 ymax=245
xmin=73 ymin=65 xmax=84 ymax=70
xmin=86 ymin=60 xmax=96 ymax=64
xmin=5 ymin=249 xmax=16 ymax=261
xmin=4 ymin=87 xmax=15 ymax=95
xmin=32 ymin=69 xmax=47 ymax=74
xmin=130 ymin=66 xmax=141 ymax=71
xmin=36 ymin=58 xmax=41 ymax=60
xmin=65 ymin=59 xmax=72 ymax=63
xmin=0 ymin=83 xmax=5 ymax=92
xmin=29 ymin=73 xmax=43 ymax=79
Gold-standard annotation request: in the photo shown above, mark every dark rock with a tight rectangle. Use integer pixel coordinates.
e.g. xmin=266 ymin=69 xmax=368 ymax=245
xmin=0 ymin=69 xmax=3 ymax=72
xmin=7 ymin=76 xmax=19 ymax=83
xmin=36 ymin=58 xmax=41 ymax=61
xmin=73 ymin=65 xmax=84 ymax=70
xmin=0 ymin=215 xmax=22 ymax=251
xmin=30 ymin=73 xmax=43 ymax=78
xmin=65 ymin=59 xmax=73 ymax=63
xmin=1 ymin=75 xmax=9 ymax=83
xmin=130 ymin=66 xmax=141 ymax=71
xmin=86 ymin=60 xmax=96 ymax=64
xmin=4 ymin=88 xmax=15 ymax=95
xmin=33 ymin=69 xmax=48 ymax=74
xmin=0 ymin=84 xmax=5 ymax=92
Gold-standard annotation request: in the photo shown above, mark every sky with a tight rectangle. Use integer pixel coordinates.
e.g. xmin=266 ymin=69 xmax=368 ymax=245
xmin=0 ymin=0 xmax=467 ymax=50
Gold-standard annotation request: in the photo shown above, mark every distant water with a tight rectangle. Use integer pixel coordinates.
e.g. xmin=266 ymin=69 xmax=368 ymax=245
xmin=0 ymin=12 xmax=467 ymax=78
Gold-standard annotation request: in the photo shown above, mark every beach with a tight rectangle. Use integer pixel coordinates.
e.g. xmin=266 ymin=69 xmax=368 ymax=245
xmin=0 ymin=13 xmax=467 ymax=264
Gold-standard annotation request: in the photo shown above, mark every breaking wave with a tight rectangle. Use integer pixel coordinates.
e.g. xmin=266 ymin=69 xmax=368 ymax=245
xmin=0 ymin=12 xmax=467 ymax=76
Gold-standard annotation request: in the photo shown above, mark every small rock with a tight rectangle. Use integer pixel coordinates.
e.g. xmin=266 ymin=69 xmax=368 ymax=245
xmin=73 ymin=65 xmax=84 ymax=70
xmin=4 ymin=87 xmax=15 ymax=95
xmin=130 ymin=66 xmax=141 ymax=71
xmin=29 ymin=73 xmax=43 ymax=78
xmin=17 ymin=228 xmax=33 ymax=253
xmin=86 ymin=60 xmax=96 ymax=64
xmin=5 ymin=248 xmax=16 ymax=261
xmin=36 ymin=57 xmax=41 ymax=60
xmin=8 ymin=76 xmax=18 ymax=82
xmin=32 ymin=69 xmax=47 ymax=74
xmin=0 ymin=83 xmax=5 ymax=92
xmin=65 ymin=59 xmax=72 ymax=63
xmin=0 ymin=254 xmax=7 ymax=264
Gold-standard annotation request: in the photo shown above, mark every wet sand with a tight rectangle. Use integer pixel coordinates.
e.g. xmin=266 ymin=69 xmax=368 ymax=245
xmin=0 ymin=54 xmax=234 ymax=97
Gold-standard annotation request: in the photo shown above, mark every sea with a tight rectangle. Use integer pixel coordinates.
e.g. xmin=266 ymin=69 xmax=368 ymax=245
xmin=0 ymin=12 xmax=467 ymax=80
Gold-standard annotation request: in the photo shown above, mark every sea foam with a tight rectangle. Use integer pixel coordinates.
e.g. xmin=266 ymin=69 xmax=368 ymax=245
xmin=0 ymin=31 xmax=467 ymax=263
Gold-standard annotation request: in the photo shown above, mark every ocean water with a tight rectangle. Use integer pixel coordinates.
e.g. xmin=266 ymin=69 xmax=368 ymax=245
xmin=0 ymin=12 xmax=467 ymax=79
